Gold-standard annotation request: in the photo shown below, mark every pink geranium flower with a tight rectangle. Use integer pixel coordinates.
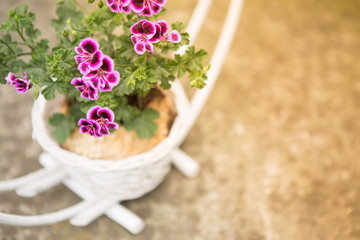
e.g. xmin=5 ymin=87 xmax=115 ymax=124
xmin=83 ymin=55 xmax=120 ymax=92
xmin=71 ymin=77 xmax=99 ymax=100
xmin=74 ymin=38 xmax=104 ymax=75
xmin=5 ymin=72 xmax=32 ymax=94
xmin=130 ymin=19 xmax=157 ymax=55
xmin=130 ymin=0 xmax=166 ymax=16
xmin=79 ymin=106 xmax=119 ymax=137
xmin=149 ymin=20 xmax=181 ymax=43
xmin=106 ymin=0 xmax=131 ymax=14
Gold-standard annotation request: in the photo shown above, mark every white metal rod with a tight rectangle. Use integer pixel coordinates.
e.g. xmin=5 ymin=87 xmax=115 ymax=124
xmin=175 ymin=0 xmax=213 ymax=55
xmin=70 ymin=198 xmax=118 ymax=226
xmin=0 ymin=199 xmax=97 ymax=226
xmin=0 ymin=167 xmax=59 ymax=192
xmin=64 ymin=178 xmax=145 ymax=233
xmin=16 ymin=169 xmax=66 ymax=198
xmin=185 ymin=0 xmax=245 ymax=139
xmin=171 ymin=148 xmax=200 ymax=178
xmin=106 ymin=205 xmax=146 ymax=235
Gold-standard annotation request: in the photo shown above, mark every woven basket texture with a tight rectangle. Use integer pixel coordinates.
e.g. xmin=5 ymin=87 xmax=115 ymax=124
xmin=31 ymin=81 xmax=190 ymax=200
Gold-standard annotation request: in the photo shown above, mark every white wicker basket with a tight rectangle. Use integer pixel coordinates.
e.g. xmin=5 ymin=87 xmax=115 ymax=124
xmin=31 ymin=81 xmax=190 ymax=201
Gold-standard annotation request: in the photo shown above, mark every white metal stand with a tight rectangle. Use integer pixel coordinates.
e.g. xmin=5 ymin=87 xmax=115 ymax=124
xmin=0 ymin=0 xmax=244 ymax=234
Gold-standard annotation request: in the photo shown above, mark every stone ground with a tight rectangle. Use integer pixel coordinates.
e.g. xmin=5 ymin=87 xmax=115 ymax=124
xmin=1 ymin=0 xmax=360 ymax=239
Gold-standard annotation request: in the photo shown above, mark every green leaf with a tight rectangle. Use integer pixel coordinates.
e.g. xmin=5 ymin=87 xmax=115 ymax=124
xmin=33 ymin=87 xmax=39 ymax=99
xmin=124 ymin=108 xmax=160 ymax=139
xmin=40 ymin=77 xmax=67 ymax=100
xmin=51 ymin=0 xmax=84 ymax=33
xmin=48 ymin=113 xmax=76 ymax=144
xmin=113 ymin=104 xmax=138 ymax=122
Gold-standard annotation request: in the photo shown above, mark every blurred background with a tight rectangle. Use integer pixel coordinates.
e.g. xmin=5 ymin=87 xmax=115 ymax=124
xmin=1 ymin=0 xmax=360 ymax=239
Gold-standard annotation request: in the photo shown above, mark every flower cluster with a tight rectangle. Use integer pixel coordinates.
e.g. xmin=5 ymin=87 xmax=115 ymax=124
xmin=131 ymin=19 xmax=181 ymax=55
xmin=1 ymin=1 xmax=209 ymax=143
xmin=5 ymin=72 xmax=32 ymax=94
xmin=72 ymin=38 xmax=120 ymax=100
xmin=78 ymin=106 xmax=119 ymax=137
xmin=106 ymin=0 xmax=166 ymax=17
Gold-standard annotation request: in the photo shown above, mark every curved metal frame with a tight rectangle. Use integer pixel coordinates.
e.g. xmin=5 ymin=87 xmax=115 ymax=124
xmin=0 ymin=0 xmax=245 ymax=234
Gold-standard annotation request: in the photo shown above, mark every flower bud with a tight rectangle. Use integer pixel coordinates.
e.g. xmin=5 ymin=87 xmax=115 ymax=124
xmin=62 ymin=30 xmax=68 ymax=37
xmin=88 ymin=0 xmax=95 ymax=3
xmin=98 ymin=0 xmax=104 ymax=8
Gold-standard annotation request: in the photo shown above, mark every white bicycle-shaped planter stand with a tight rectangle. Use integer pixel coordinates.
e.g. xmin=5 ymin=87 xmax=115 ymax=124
xmin=0 ymin=0 xmax=244 ymax=234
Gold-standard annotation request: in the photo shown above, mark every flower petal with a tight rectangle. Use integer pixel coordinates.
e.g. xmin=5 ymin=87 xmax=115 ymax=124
xmin=98 ymin=107 xmax=115 ymax=121
xmin=144 ymin=41 xmax=154 ymax=52
xmin=100 ymin=55 xmax=114 ymax=73
xmin=107 ymin=122 xmax=119 ymax=129
xmin=99 ymin=125 xmax=110 ymax=136
xmin=5 ymin=72 xmax=16 ymax=85
xmin=107 ymin=71 xmax=120 ymax=86
xmin=80 ymin=38 xmax=99 ymax=54
xmin=166 ymin=30 xmax=181 ymax=43
xmin=78 ymin=61 xmax=90 ymax=75
xmin=87 ymin=105 xmax=101 ymax=120
xmin=130 ymin=19 xmax=147 ymax=34
xmin=134 ymin=41 xmax=146 ymax=55
xmin=130 ymin=0 xmax=145 ymax=12
xmin=142 ymin=21 xmax=156 ymax=39
xmin=155 ymin=20 xmax=168 ymax=35
xmin=89 ymin=50 xmax=104 ymax=70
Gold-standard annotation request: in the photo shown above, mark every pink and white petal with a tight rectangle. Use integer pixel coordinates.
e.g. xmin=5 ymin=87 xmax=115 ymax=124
xmin=139 ymin=5 xmax=153 ymax=17
xmin=89 ymin=51 xmax=104 ymax=70
xmin=130 ymin=19 xmax=147 ymax=34
xmin=101 ymin=55 xmax=115 ymax=73
xmin=71 ymin=77 xmax=84 ymax=86
xmin=144 ymin=41 xmax=154 ymax=52
xmin=155 ymin=20 xmax=168 ymax=35
xmin=149 ymin=23 xmax=162 ymax=43
xmin=83 ymin=70 xmax=99 ymax=80
xmin=88 ymin=86 xmax=99 ymax=100
xmin=142 ymin=21 xmax=156 ymax=39
xmin=120 ymin=4 xmax=132 ymax=14
xmin=98 ymin=81 xmax=112 ymax=92
xmin=74 ymin=55 xmax=86 ymax=65
xmin=130 ymin=0 xmax=145 ymax=13
xmin=134 ymin=41 xmax=146 ymax=55
xmin=5 ymin=72 xmax=16 ymax=85
xmin=153 ymin=0 xmax=166 ymax=6
xmin=108 ymin=3 xmax=119 ymax=12
xmin=90 ymin=77 xmax=100 ymax=89
xmin=79 ymin=125 xmax=91 ymax=134
xmin=99 ymin=125 xmax=110 ymax=136
xmin=75 ymin=46 xmax=84 ymax=55
xmin=98 ymin=107 xmax=115 ymax=121
xmin=78 ymin=61 xmax=90 ymax=74
xmin=131 ymin=35 xmax=142 ymax=45
xmin=80 ymin=38 xmax=99 ymax=54
xmin=150 ymin=3 xmax=162 ymax=15
xmin=107 ymin=71 xmax=120 ymax=86
xmin=106 ymin=0 xmax=115 ymax=5
xmin=122 ymin=0 xmax=131 ymax=5
xmin=166 ymin=30 xmax=181 ymax=43
xmin=87 ymin=105 xmax=101 ymax=120
xmin=107 ymin=122 xmax=119 ymax=129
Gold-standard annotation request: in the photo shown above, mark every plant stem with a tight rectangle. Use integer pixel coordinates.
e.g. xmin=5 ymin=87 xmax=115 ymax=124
xmin=137 ymin=93 xmax=143 ymax=109
xmin=16 ymin=23 xmax=35 ymax=52
xmin=72 ymin=0 xmax=89 ymax=14
xmin=5 ymin=52 xmax=33 ymax=60
xmin=0 ymin=39 xmax=16 ymax=55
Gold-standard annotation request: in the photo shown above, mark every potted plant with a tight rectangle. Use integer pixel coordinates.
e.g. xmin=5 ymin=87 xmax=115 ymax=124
xmin=0 ymin=0 xmax=209 ymax=200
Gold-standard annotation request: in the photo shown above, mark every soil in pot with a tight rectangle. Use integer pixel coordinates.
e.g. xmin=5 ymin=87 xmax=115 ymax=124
xmin=61 ymin=87 xmax=177 ymax=160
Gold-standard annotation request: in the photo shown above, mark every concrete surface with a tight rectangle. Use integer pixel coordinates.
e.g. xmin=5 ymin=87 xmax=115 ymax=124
xmin=1 ymin=0 xmax=360 ymax=239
